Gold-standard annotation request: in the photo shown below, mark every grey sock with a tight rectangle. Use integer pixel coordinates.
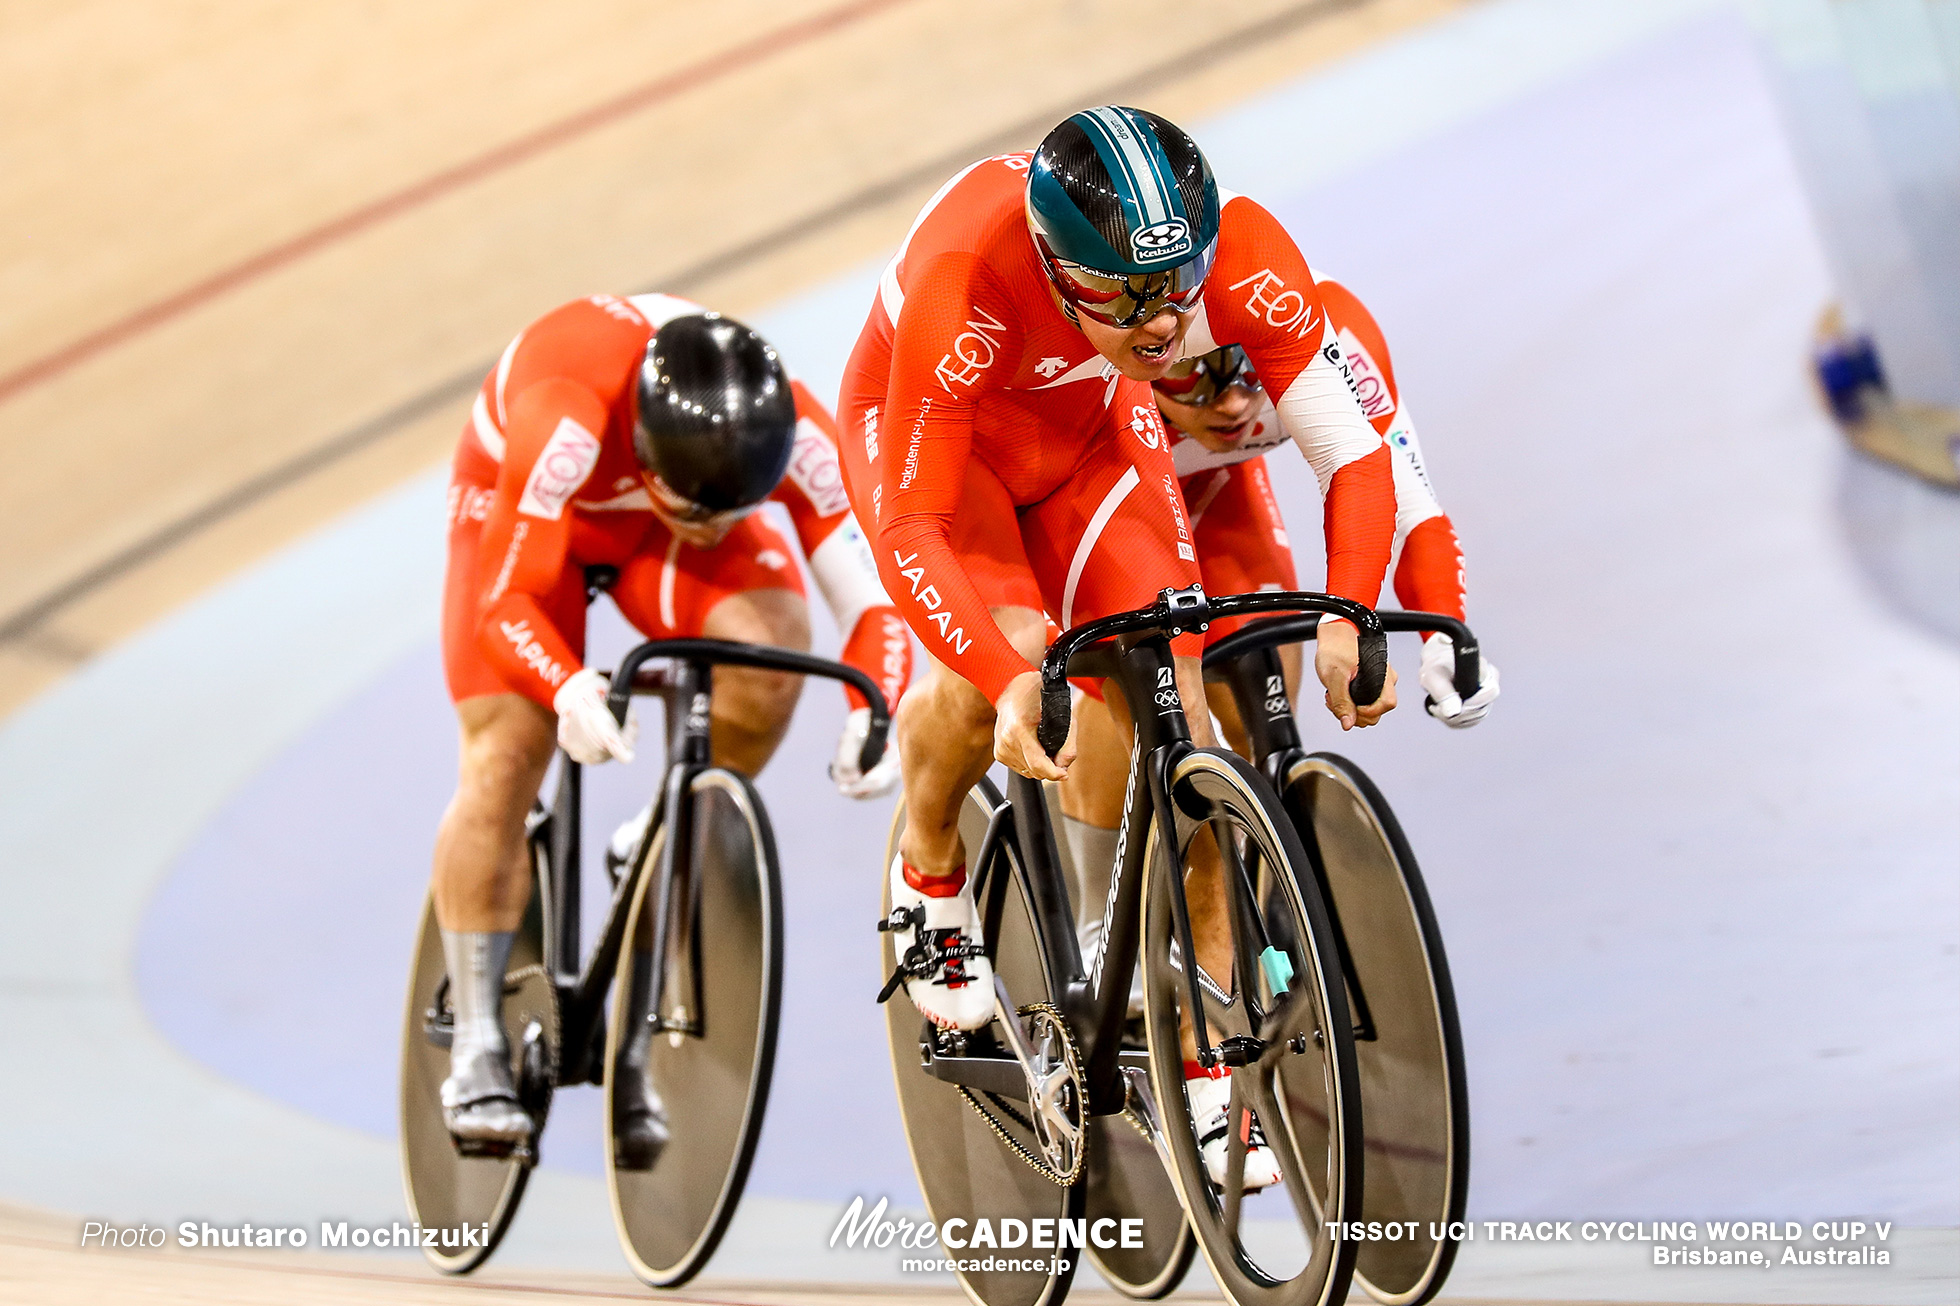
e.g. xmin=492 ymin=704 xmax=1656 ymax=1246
xmin=1060 ymin=815 xmax=1120 ymax=965
xmin=440 ymin=929 xmax=515 ymax=1060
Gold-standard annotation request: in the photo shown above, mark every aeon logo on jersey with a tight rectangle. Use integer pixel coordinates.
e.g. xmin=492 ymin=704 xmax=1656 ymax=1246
xmin=518 ymin=418 xmax=602 ymax=520
xmin=935 ymin=306 xmax=1008 ymax=392
xmin=1131 ymin=218 xmax=1191 ymax=264
xmin=1130 ymin=404 xmax=1163 ymax=450
xmin=1228 ymin=269 xmax=1322 ymax=340
xmin=1336 ymin=328 xmax=1396 ymax=422
xmin=787 ymin=422 xmax=851 ymax=516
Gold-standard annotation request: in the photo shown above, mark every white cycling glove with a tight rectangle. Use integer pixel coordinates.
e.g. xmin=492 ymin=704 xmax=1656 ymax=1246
xmin=552 ymin=667 xmax=638 ymax=764
xmin=830 ymin=706 xmax=901 ymax=799
xmin=1420 ymin=632 xmax=1500 ymax=729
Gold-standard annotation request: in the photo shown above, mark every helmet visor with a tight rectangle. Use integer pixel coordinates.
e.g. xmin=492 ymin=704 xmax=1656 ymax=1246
xmin=1042 ymin=238 xmax=1216 ymax=329
xmin=1153 ymin=344 xmax=1261 ymax=407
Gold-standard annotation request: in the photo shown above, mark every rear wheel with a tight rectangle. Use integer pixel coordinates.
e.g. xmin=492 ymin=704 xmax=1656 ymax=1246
xmin=399 ymin=871 xmax=555 ymax=1274
xmin=883 ymin=780 xmax=1082 ymax=1306
xmin=1282 ymin=754 xmax=1469 ymax=1306
xmin=1141 ymin=748 xmax=1362 ymax=1306
xmin=605 ymin=769 xmax=783 ymax=1288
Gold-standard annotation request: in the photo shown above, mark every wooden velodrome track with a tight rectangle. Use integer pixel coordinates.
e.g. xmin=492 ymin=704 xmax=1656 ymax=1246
xmin=0 ymin=0 xmax=1472 ymax=719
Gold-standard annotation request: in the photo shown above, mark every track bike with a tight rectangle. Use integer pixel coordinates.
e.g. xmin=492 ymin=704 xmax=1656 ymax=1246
xmin=401 ymin=571 xmax=891 ymax=1283
xmin=880 ymin=584 xmax=1385 ymax=1306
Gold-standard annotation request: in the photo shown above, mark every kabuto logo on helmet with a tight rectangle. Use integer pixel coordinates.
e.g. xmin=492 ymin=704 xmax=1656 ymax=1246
xmin=1132 ymin=218 xmax=1192 ymax=263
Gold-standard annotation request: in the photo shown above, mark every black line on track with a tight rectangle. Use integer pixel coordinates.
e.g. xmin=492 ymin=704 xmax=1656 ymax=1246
xmin=0 ymin=0 xmax=1361 ymax=651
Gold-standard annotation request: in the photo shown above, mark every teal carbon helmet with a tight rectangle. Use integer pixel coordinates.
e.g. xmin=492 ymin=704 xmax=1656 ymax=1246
xmin=1026 ymin=106 xmax=1221 ymax=328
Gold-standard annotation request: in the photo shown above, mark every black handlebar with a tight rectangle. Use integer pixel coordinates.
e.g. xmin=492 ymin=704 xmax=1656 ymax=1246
xmin=1036 ymin=587 xmax=1387 ymax=759
xmin=606 ymin=638 xmax=892 ymax=774
xmin=1202 ymin=609 xmax=1482 ymax=702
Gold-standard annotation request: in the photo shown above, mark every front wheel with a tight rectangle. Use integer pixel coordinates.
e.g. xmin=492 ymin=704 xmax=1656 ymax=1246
xmin=1141 ymin=747 xmax=1362 ymax=1306
xmin=605 ymin=768 xmax=783 ymax=1288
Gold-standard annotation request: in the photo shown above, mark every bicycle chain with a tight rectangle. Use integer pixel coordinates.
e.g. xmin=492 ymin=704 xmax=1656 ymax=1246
xmin=956 ymin=1002 xmax=1086 ymax=1187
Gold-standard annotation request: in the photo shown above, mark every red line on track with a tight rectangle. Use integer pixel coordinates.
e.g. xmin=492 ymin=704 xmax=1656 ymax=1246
xmin=0 ymin=0 xmax=913 ymax=408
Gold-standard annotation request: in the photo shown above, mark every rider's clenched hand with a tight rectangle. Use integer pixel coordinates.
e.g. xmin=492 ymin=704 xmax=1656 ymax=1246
xmin=831 ymin=706 xmax=902 ymax=798
xmin=994 ymin=670 xmax=1074 ymax=781
xmin=1315 ymin=619 xmax=1397 ymax=731
xmin=553 ymin=667 xmax=638 ymax=764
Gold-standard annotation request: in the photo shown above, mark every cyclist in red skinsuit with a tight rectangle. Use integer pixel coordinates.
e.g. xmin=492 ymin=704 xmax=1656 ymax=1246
xmin=433 ymin=292 xmax=910 ymax=1149
xmin=838 ymin=170 xmax=1399 ymax=711
xmin=1060 ymin=276 xmax=1501 ymax=1031
xmin=840 ymin=108 xmax=1397 ymax=1055
xmin=449 ymin=292 xmax=907 ymax=724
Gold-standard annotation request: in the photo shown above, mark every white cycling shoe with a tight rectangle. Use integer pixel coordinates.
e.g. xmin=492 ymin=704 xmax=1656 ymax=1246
xmin=883 ymin=854 xmax=995 ymax=1031
xmin=1187 ymin=1070 xmax=1283 ymax=1192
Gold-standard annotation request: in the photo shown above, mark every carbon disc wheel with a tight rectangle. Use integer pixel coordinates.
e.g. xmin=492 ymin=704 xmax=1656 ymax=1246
xmin=1282 ymin=754 xmax=1469 ymax=1306
xmin=606 ymin=769 xmax=783 ymax=1288
xmin=399 ymin=876 xmax=556 ymax=1274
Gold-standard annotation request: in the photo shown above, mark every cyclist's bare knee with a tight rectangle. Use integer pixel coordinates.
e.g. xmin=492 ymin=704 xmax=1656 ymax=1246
xmin=700 ymin=588 xmax=811 ymax=774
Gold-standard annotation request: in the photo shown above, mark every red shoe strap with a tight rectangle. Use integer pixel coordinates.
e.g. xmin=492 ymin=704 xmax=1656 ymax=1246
xmin=1184 ymin=1060 xmax=1226 ymax=1081
xmin=902 ymin=861 xmax=967 ymax=898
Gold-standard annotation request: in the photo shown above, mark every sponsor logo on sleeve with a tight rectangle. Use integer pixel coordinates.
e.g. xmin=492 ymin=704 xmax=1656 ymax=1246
xmin=1227 ymin=268 xmax=1323 ymax=340
xmin=935 ymin=306 xmax=1007 ymax=392
xmin=900 ymin=397 xmax=932 ymax=490
xmin=1335 ymin=327 xmax=1396 ymax=421
xmin=862 ymin=405 xmax=880 ymax=462
xmin=517 ymin=418 xmax=602 ymax=520
xmin=786 ymin=421 xmax=852 ymax=516
xmin=1160 ymin=474 xmax=1196 ymax=562
xmin=447 ymin=483 xmax=494 ymax=527
xmin=1130 ymin=404 xmax=1164 ymax=450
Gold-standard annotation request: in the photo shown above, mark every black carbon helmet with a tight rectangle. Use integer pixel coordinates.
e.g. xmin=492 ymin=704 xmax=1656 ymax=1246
xmin=633 ymin=313 xmax=797 ymax=512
